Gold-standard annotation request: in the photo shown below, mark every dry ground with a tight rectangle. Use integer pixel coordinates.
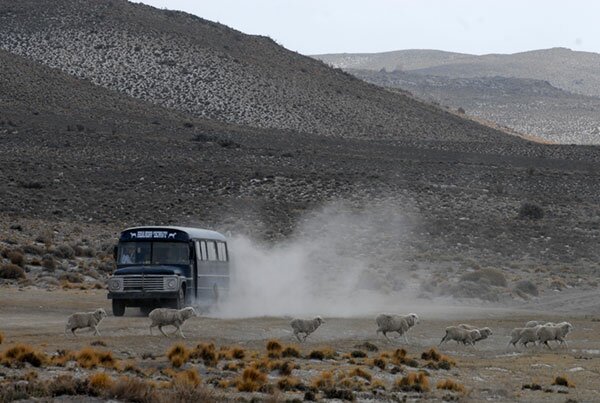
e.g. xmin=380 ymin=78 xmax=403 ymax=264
xmin=1 ymin=288 xmax=599 ymax=402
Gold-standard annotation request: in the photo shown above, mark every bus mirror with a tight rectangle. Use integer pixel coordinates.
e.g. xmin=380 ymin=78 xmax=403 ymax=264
xmin=113 ymin=245 xmax=118 ymax=261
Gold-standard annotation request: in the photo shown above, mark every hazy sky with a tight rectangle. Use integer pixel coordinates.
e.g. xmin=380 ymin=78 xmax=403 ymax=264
xmin=136 ymin=0 xmax=600 ymax=55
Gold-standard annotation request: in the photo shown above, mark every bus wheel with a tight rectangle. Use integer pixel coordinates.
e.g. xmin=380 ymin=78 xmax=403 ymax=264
xmin=112 ymin=300 xmax=126 ymax=317
xmin=176 ymin=287 xmax=186 ymax=310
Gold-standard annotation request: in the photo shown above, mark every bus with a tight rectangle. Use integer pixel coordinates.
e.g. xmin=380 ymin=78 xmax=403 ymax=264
xmin=107 ymin=226 xmax=229 ymax=316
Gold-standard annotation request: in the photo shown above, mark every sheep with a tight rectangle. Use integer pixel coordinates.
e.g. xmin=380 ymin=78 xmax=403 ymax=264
xmin=516 ymin=325 xmax=542 ymax=347
xmin=290 ymin=316 xmax=324 ymax=342
xmin=458 ymin=324 xmax=493 ymax=343
xmin=148 ymin=307 xmax=197 ymax=338
xmin=536 ymin=322 xmax=573 ymax=349
xmin=376 ymin=313 xmax=419 ymax=343
xmin=65 ymin=308 xmax=107 ymax=337
xmin=525 ymin=320 xmax=555 ymax=327
xmin=508 ymin=327 xmax=525 ymax=347
xmin=440 ymin=326 xmax=481 ymax=346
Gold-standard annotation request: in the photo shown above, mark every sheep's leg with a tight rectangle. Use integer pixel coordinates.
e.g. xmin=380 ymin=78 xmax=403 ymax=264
xmin=543 ymin=341 xmax=552 ymax=350
xmin=302 ymin=333 xmax=309 ymax=342
xmin=403 ymin=333 xmax=409 ymax=344
xmin=158 ymin=325 xmax=169 ymax=337
xmin=439 ymin=334 xmax=447 ymax=345
xmin=149 ymin=324 xmax=154 ymax=336
xmin=71 ymin=328 xmax=77 ymax=337
xmin=64 ymin=326 xmax=70 ymax=337
xmin=177 ymin=325 xmax=186 ymax=339
xmin=383 ymin=331 xmax=392 ymax=342
xmin=294 ymin=331 xmax=302 ymax=342
xmin=93 ymin=326 xmax=100 ymax=336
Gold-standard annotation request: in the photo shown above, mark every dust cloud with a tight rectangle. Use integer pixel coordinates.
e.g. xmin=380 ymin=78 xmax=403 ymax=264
xmin=213 ymin=199 xmax=429 ymax=318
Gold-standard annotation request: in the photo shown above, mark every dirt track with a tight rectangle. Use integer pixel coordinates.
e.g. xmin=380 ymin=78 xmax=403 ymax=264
xmin=2 ymin=288 xmax=600 ymax=401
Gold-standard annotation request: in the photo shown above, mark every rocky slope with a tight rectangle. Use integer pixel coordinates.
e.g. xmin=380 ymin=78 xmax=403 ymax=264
xmin=314 ymin=48 xmax=600 ymax=98
xmin=0 ymin=0 xmax=516 ymax=143
xmin=350 ymin=69 xmax=600 ymax=144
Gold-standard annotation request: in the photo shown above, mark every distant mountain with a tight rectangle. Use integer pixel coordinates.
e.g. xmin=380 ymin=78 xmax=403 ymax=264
xmin=0 ymin=0 xmax=517 ymax=143
xmin=351 ymin=69 xmax=600 ymax=144
xmin=314 ymin=48 xmax=600 ymax=98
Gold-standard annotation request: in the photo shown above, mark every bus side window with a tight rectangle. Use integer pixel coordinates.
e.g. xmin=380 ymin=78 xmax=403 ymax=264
xmin=217 ymin=242 xmax=227 ymax=262
xmin=200 ymin=241 xmax=208 ymax=261
xmin=194 ymin=241 xmax=202 ymax=264
xmin=206 ymin=241 xmax=217 ymax=261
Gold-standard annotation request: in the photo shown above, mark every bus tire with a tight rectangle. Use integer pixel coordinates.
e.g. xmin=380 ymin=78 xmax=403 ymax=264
xmin=176 ymin=287 xmax=186 ymax=310
xmin=112 ymin=300 xmax=126 ymax=317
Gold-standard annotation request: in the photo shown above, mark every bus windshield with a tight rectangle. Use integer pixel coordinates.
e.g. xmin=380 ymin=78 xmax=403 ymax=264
xmin=118 ymin=242 xmax=189 ymax=265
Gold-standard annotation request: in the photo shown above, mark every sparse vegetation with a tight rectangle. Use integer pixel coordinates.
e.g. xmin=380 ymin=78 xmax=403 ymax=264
xmin=266 ymin=339 xmax=283 ymax=358
xmin=189 ymin=342 xmax=217 ymax=366
xmin=437 ymin=379 xmax=466 ymax=393
xmin=281 ymin=345 xmax=301 ymax=358
xmin=308 ymin=347 xmax=336 ymax=360
xmin=0 ymin=263 xmax=26 ymax=279
xmin=235 ymin=367 xmax=267 ymax=392
xmin=518 ymin=202 xmax=544 ymax=220
xmin=167 ymin=344 xmax=190 ymax=368
xmin=552 ymin=375 xmax=575 ymax=388
xmin=394 ymin=371 xmax=430 ymax=393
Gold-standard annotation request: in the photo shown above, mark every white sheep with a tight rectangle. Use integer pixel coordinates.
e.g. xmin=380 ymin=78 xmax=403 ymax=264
xmin=375 ymin=313 xmax=419 ymax=343
xmin=440 ymin=326 xmax=481 ymax=346
xmin=536 ymin=322 xmax=573 ymax=349
xmin=458 ymin=324 xmax=493 ymax=343
xmin=290 ymin=316 xmax=324 ymax=342
xmin=148 ymin=307 xmax=197 ymax=338
xmin=516 ymin=325 xmax=542 ymax=347
xmin=508 ymin=327 xmax=525 ymax=347
xmin=65 ymin=308 xmax=107 ymax=337
xmin=525 ymin=320 xmax=555 ymax=327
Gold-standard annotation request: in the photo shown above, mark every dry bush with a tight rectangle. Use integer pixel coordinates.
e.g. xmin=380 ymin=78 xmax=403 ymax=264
xmin=49 ymin=350 xmax=76 ymax=367
xmin=48 ymin=374 xmax=89 ymax=396
xmin=270 ymin=360 xmax=296 ymax=376
xmin=230 ymin=346 xmax=245 ymax=359
xmin=354 ymin=341 xmax=379 ymax=352
xmin=421 ymin=348 xmax=441 ymax=361
xmin=235 ymin=367 xmax=267 ymax=392
xmin=190 ymin=342 xmax=217 ymax=366
xmin=437 ymin=379 xmax=466 ymax=393
xmin=312 ymin=370 xmax=335 ymax=390
xmin=460 ymin=268 xmax=507 ymax=287
xmin=308 ymin=347 xmax=336 ymax=360
xmin=266 ymin=339 xmax=283 ymax=353
xmin=88 ymin=372 xmax=114 ymax=390
xmin=0 ymin=263 xmax=26 ymax=279
xmin=323 ymin=388 xmax=355 ymax=400
xmin=371 ymin=379 xmax=386 ymax=390
xmin=394 ymin=372 xmax=430 ymax=393
xmin=22 ymin=244 xmax=45 ymax=256
xmin=421 ymin=348 xmax=455 ymax=369
xmin=552 ymin=375 xmax=575 ymax=388
xmin=53 ymin=244 xmax=75 ymax=259
xmin=350 ymin=350 xmax=367 ymax=358
xmin=390 ymin=348 xmax=419 ymax=367
xmin=8 ymin=250 xmax=25 ymax=267
xmin=166 ymin=382 xmax=216 ymax=403
xmin=91 ymin=340 xmax=107 ymax=347
xmin=41 ymin=254 xmax=56 ymax=270
xmin=348 ymin=367 xmax=372 ymax=381
xmin=223 ymin=361 xmax=242 ymax=372
xmin=277 ymin=376 xmax=303 ymax=391
xmin=167 ymin=343 xmax=190 ymax=368
xmin=76 ymin=348 xmax=100 ymax=369
xmin=371 ymin=357 xmax=386 ymax=370
xmin=281 ymin=345 xmax=301 ymax=358
xmin=59 ymin=272 xmax=84 ymax=283
xmin=0 ymin=332 xmax=4 ymax=344
xmin=1 ymin=343 xmax=48 ymax=367
xmin=171 ymin=368 xmax=201 ymax=388
xmin=216 ymin=379 xmax=230 ymax=389
xmin=109 ymin=376 xmax=157 ymax=403
xmin=250 ymin=356 xmax=271 ymax=373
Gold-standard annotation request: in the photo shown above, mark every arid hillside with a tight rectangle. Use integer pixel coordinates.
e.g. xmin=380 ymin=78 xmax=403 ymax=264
xmin=0 ymin=0 xmax=518 ymax=142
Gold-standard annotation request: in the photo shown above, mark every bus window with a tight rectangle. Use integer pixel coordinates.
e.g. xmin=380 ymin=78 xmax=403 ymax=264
xmin=200 ymin=241 xmax=208 ymax=261
xmin=217 ymin=242 xmax=227 ymax=261
xmin=152 ymin=242 xmax=189 ymax=265
xmin=206 ymin=241 xmax=217 ymax=261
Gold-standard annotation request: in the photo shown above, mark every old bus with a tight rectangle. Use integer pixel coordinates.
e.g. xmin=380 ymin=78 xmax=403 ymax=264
xmin=107 ymin=226 xmax=229 ymax=316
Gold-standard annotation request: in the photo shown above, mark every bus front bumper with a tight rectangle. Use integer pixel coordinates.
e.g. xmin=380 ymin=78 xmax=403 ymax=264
xmin=107 ymin=291 xmax=179 ymax=300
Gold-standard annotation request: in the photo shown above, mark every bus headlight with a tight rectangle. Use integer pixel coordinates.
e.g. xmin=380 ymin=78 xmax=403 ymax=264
xmin=164 ymin=277 xmax=178 ymax=290
xmin=107 ymin=277 xmax=123 ymax=292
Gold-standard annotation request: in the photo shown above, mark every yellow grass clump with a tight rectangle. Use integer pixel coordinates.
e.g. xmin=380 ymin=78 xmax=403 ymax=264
xmin=88 ymin=372 xmax=115 ymax=390
xmin=394 ymin=372 xmax=430 ymax=393
xmin=167 ymin=343 xmax=190 ymax=368
xmin=189 ymin=342 xmax=217 ymax=366
xmin=552 ymin=375 xmax=575 ymax=388
xmin=349 ymin=367 xmax=372 ymax=381
xmin=371 ymin=357 xmax=386 ymax=370
xmin=312 ymin=370 xmax=335 ymax=390
xmin=281 ymin=345 xmax=301 ymax=358
xmin=172 ymin=368 xmax=201 ymax=388
xmin=1 ymin=343 xmax=48 ymax=367
xmin=269 ymin=360 xmax=296 ymax=376
xmin=308 ymin=347 xmax=336 ymax=360
xmin=390 ymin=348 xmax=419 ymax=367
xmin=437 ymin=379 xmax=466 ymax=393
xmin=109 ymin=376 xmax=157 ymax=402
xmin=277 ymin=376 xmax=303 ymax=391
xmin=235 ymin=367 xmax=268 ymax=392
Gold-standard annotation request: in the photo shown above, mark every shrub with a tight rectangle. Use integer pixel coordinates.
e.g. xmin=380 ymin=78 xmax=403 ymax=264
xmin=91 ymin=340 xmax=107 ymax=347
xmin=308 ymin=347 xmax=336 ymax=360
xmin=8 ymin=251 xmax=24 ymax=267
xmin=437 ymin=379 xmax=466 ymax=393
xmin=460 ymin=268 xmax=507 ymax=287
xmin=349 ymin=367 xmax=372 ymax=381
xmin=518 ymin=202 xmax=544 ymax=220
xmin=88 ymin=372 xmax=114 ymax=390
xmin=552 ymin=375 xmax=575 ymax=388
xmin=76 ymin=348 xmax=100 ymax=369
xmin=48 ymin=374 xmax=89 ymax=396
xmin=2 ymin=343 xmax=47 ymax=367
xmin=394 ymin=372 xmax=430 ymax=392
xmin=514 ymin=279 xmax=539 ymax=296
xmin=353 ymin=341 xmax=378 ymax=352
xmin=266 ymin=339 xmax=282 ymax=358
xmin=457 ymin=107 xmax=466 ymax=114
xmin=189 ymin=343 xmax=216 ymax=366
xmin=167 ymin=344 xmax=190 ymax=368
xmin=270 ymin=360 xmax=295 ymax=376
xmin=235 ymin=367 xmax=267 ymax=392
xmin=41 ymin=254 xmax=56 ymax=271
xmin=231 ymin=347 xmax=245 ymax=359
xmin=0 ymin=263 xmax=26 ymax=279
xmin=421 ymin=348 xmax=441 ymax=361
xmin=312 ymin=370 xmax=335 ymax=390
xmin=323 ymin=389 xmax=355 ymax=400
xmin=53 ymin=244 xmax=75 ymax=259
xmin=109 ymin=376 xmax=157 ymax=403
xmin=172 ymin=368 xmax=201 ymax=388
xmin=277 ymin=377 xmax=303 ymax=391
xmin=60 ymin=272 xmax=84 ymax=283
xmin=390 ymin=348 xmax=419 ymax=367
xmin=281 ymin=345 xmax=301 ymax=358
xmin=223 ymin=362 xmax=242 ymax=372
xmin=350 ymin=350 xmax=367 ymax=358
xmin=371 ymin=357 xmax=386 ymax=370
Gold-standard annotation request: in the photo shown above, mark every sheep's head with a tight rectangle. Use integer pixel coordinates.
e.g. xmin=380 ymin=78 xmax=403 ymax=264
xmin=94 ymin=308 xmax=107 ymax=320
xmin=315 ymin=316 xmax=325 ymax=325
xmin=561 ymin=322 xmax=573 ymax=333
xmin=406 ymin=313 xmax=419 ymax=326
xmin=469 ymin=329 xmax=481 ymax=340
xmin=181 ymin=307 xmax=197 ymax=320
xmin=480 ymin=327 xmax=493 ymax=336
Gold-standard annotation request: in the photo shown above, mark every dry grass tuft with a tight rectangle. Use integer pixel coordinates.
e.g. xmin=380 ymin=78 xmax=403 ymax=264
xmin=312 ymin=370 xmax=335 ymax=390
xmin=552 ymin=375 xmax=575 ymax=388
xmin=269 ymin=360 xmax=296 ymax=376
xmin=348 ymin=367 xmax=372 ymax=381
xmin=421 ymin=347 xmax=455 ymax=369
xmin=308 ymin=347 xmax=336 ymax=360
xmin=281 ymin=345 xmax=301 ymax=358
xmin=390 ymin=348 xmax=419 ymax=367
xmin=49 ymin=349 xmax=76 ymax=367
xmin=230 ymin=347 xmax=245 ymax=360
xmin=109 ymin=376 xmax=157 ymax=403
xmin=167 ymin=343 xmax=190 ymax=368
xmin=235 ymin=367 xmax=267 ymax=392
xmin=437 ymin=379 xmax=466 ymax=393
xmin=277 ymin=376 xmax=303 ymax=391
xmin=421 ymin=348 xmax=441 ymax=361
xmin=371 ymin=379 xmax=386 ymax=390
xmin=172 ymin=368 xmax=201 ymax=388
xmin=90 ymin=340 xmax=107 ymax=347
xmin=394 ymin=372 xmax=430 ymax=393
xmin=266 ymin=339 xmax=283 ymax=358
xmin=88 ymin=372 xmax=114 ymax=390
xmin=189 ymin=342 xmax=217 ymax=366
xmin=371 ymin=357 xmax=386 ymax=370
xmin=0 ymin=263 xmax=26 ymax=279
xmin=1 ymin=343 xmax=47 ymax=367
xmin=223 ymin=361 xmax=242 ymax=372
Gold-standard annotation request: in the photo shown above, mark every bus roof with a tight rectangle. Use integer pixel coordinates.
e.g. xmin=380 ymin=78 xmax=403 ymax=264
xmin=121 ymin=226 xmax=227 ymax=242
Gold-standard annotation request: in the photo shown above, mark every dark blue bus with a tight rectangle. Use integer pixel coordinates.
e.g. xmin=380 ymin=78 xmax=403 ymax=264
xmin=107 ymin=226 xmax=229 ymax=316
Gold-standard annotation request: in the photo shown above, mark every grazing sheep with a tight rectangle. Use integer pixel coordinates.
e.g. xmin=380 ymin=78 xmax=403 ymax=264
xmin=290 ymin=316 xmax=324 ymax=342
xmin=536 ymin=322 xmax=573 ymax=349
xmin=440 ymin=326 xmax=481 ymax=346
xmin=458 ymin=324 xmax=493 ymax=343
xmin=149 ymin=307 xmax=197 ymax=338
xmin=376 ymin=313 xmax=420 ymax=343
xmin=65 ymin=308 xmax=107 ymax=337
xmin=508 ymin=327 xmax=526 ymax=347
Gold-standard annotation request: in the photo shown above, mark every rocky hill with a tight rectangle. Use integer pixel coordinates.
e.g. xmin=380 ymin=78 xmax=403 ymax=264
xmin=350 ymin=69 xmax=600 ymax=144
xmin=0 ymin=0 xmax=517 ymax=143
xmin=314 ymin=48 xmax=600 ymax=98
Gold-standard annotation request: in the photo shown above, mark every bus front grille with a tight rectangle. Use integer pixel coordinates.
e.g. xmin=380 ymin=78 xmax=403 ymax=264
xmin=123 ymin=276 xmax=164 ymax=292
